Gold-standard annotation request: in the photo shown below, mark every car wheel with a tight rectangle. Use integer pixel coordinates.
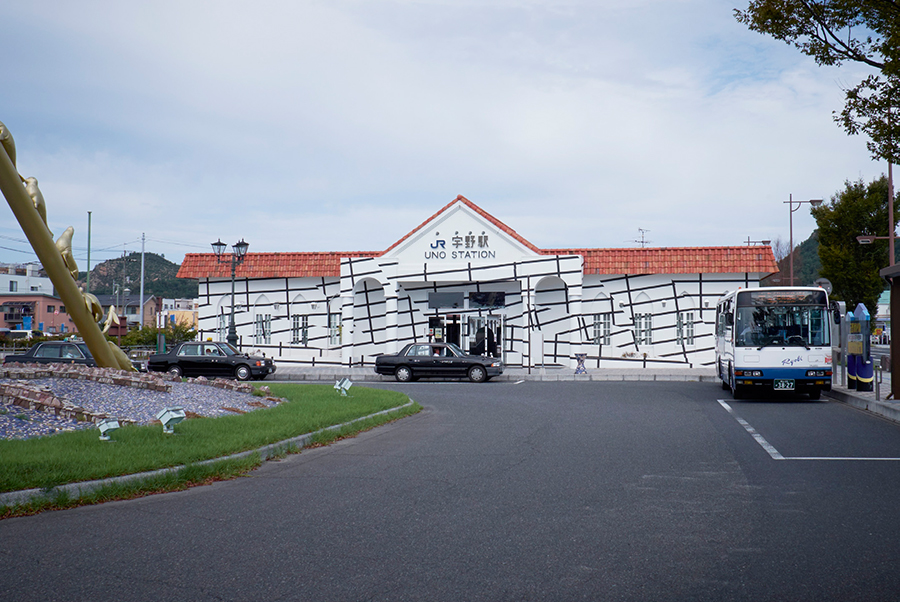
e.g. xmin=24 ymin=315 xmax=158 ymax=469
xmin=468 ymin=365 xmax=487 ymax=383
xmin=168 ymin=365 xmax=183 ymax=378
xmin=235 ymin=365 xmax=251 ymax=381
xmin=395 ymin=366 xmax=413 ymax=382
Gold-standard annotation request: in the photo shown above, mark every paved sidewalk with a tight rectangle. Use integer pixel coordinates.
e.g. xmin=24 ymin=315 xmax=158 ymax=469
xmin=824 ymin=368 xmax=900 ymax=424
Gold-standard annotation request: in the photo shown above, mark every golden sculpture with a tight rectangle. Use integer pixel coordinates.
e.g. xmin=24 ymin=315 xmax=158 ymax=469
xmin=82 ymin=289 xmax=104 ymax=322
xmin=24 ymin=177 xmax=48 ymax=229
xmin=0 ymin=119 xmax=131 ymax=370
xmin=55 ymin=226 xmax=78 ymax=280
xmin=0 ymin=122 xmax=18 ymax=174
xmin=101 ymin=304 xmax=119 ymax=334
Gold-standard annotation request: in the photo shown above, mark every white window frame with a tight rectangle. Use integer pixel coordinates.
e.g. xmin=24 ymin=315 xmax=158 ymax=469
xmin=255 ymin=313 xmax=271 ymax=345
xmin=328 ymin=312 xmax=341 ymax=346
xmin=218 ymin=313 xmax=228 ymax=341
xmin=593 ymin=313 xmax=612 ymax=346
xmin=676 ymin=311 xmax=695 ymax=346
xmin=292 ymin=314 xmax=309 ymax=345
xmin=635 ymin=313 xmax=653 ymax=345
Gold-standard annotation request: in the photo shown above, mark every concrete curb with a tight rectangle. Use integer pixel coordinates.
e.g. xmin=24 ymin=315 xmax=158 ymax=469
xmin=0 ymin=400 xmax=417 ymax=509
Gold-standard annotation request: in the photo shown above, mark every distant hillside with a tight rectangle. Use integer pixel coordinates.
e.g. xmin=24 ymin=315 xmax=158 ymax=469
xmin=764 ymin=231 xmax=822 ymax=287
xmin=77 ymin=252 xmax=199 ymax=299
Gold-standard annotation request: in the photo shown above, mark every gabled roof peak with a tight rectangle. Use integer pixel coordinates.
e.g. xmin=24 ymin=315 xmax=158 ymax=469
xmin=381 ymin=195 xmax=540 ymax=255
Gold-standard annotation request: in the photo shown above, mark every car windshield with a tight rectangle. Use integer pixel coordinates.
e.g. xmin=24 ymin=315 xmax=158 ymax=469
xmin=76 ymin=343 xmax=92 ymax=358
xmin=219 ymin=343 xmax=239 ymax=356
xmin=446 ymin=343 xmax=464 ymax=357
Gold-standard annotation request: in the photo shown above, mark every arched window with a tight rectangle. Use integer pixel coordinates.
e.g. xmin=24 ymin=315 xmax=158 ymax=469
xmin=634 ymin=292 xmax=653 ymax=345
xmin=676 ymin=294 xmax=696 ymax=346
xmin=254 ymin=294 xmax=272 ymax=345
xmin=291 ymin=294 xmax=309 ymax=345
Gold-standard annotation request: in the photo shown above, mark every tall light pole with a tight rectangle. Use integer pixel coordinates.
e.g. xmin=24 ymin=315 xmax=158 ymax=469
xmin=889 ymin=161 xmax=895 ymax=265
xmin=212 ymin=238 xmax=249 ymax=348
xmin=784 ymin=195 xmax=823 ymax=286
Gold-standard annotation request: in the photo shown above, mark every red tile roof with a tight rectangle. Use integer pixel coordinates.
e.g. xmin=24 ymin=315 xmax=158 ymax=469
xmin=177 ymin=198 xmax=777 ymax=279
xmin=177 ymin=251 xmax=380 ymax=280
xmin=542 ymin=246 xmax=778 ymax=275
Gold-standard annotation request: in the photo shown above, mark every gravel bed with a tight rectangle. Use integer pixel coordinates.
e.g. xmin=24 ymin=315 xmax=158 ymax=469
xmin=0 ymin=378 xmax=275 ymax=440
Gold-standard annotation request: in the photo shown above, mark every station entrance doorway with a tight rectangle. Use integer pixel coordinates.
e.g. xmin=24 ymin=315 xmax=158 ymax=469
xmin=428 ymin=314 xmax=504 ymax=360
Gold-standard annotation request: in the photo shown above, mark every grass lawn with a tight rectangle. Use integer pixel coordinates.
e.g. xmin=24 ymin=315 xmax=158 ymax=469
xmin=0 ymin=383 xmax=418 ymax=501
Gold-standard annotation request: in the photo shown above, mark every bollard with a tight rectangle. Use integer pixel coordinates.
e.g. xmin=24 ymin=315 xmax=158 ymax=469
xmin=875 ymin=364 xmax=881 ymax=401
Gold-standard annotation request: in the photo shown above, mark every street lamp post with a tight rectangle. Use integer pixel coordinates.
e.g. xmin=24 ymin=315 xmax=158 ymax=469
xmin=856 ymin=233 xmax=897 ymax=267
xmin=744 ymin=237 xmax=772 ymax=246
xmin=784 ymin=195 xmax=824 ymax=286
xmin=212 ymin=239 xmax=249 ymax=348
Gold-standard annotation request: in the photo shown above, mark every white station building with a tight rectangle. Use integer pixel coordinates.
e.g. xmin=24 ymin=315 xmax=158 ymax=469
xmin=178 ymin=196 xmax=777 ymax=369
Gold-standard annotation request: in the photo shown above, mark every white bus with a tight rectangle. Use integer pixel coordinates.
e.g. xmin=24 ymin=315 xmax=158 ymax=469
xmin=715 ymin=287 xmax=833 ymax=399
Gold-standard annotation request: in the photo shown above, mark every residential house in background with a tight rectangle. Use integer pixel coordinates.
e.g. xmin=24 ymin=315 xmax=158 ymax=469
xmin=93 ymin=294 xmax=160 ymax=330
xmin=157 ymin=298 xmax=199 ymax=329
xmin=0 ymin=263 xmax=75 ymax=334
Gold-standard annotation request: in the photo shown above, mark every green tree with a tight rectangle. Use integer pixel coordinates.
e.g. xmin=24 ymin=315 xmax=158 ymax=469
xmin=811 ymin=175 xmax=898 ymax=312
xmin=117 ymin=323 xmax=198 ymax=349
xmin=735 ymin=1 xmax=900 ymax=163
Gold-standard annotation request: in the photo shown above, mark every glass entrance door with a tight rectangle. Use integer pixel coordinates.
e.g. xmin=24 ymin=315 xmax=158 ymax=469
xmin=467 ymin=315 xmax=504 ymax=360
xmin=429 ymin=315 xmax=462 ymax=347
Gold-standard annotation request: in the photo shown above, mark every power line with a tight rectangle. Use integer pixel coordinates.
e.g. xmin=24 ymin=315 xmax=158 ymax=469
xmin=0 ymin=244 xmax=36 ymax=255
xmin=144 ymin=237 xmax=209 ymax=249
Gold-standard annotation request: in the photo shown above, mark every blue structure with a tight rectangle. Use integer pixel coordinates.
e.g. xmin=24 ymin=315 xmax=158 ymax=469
xmin=847 ymin=303 xmax=873 ymax=392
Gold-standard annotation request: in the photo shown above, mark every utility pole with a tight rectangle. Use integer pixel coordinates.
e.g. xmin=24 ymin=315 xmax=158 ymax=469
xmin=86 ymin=211 xmax=91 ymax=293
xmin=140 ymin=232 xmax=145 ymax=329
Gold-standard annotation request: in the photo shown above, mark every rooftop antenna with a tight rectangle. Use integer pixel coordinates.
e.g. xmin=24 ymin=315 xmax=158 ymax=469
xmin=630 ymin=228 xmax=651 ymax=248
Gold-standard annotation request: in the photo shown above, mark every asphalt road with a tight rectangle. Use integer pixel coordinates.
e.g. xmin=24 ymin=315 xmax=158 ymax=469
xmin=3 ymin=381 xmax=900 ymax=601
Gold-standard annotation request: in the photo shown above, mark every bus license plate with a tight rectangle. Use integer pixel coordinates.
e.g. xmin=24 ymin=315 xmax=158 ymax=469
xmin=774 ymin=379 xmax=795 ymax=391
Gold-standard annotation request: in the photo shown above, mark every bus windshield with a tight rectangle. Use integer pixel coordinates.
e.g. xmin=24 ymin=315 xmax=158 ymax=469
xmin=734 ymin=304 xmax=830 ymax=348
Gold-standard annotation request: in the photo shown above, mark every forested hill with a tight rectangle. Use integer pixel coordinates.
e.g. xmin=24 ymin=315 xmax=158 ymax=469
xmin=77 ymin=252 xmax=199 ymax=299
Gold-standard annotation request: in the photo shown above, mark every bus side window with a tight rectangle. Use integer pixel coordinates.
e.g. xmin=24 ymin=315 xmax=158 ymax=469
xmin=724 ymin=304 xmax=734 ymax=340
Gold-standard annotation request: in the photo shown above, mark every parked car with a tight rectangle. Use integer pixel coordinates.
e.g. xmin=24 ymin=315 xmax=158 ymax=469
xmin=147 ymin=341 xmax=277 ymax=381
xmin=3 ymin=340 xmax=147 ymax=371
xmin=374 ymin=342 xmax=503 ymax=382
xmin=2 ymin=340 xmax=95 ymax=366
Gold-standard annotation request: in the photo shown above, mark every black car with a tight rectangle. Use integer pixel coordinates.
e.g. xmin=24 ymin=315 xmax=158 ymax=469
xmin=2 ymin=341 xmax=95 ymax=366
xmin=375 ymin=342 xmax=503 ymax=383
xmin=147 ymin=341 xmax=276 ymax=381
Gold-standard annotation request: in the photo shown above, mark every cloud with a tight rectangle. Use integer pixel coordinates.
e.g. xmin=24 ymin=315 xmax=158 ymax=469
xmin=0 ymin=0 xmax=885 ymax=268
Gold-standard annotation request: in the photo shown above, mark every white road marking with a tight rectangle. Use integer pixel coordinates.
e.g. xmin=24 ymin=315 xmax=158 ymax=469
xmin=514 ymin=380 xmax=525 ymax=385
xmin=717 ymin=399 xmax=900 ymax=461
xmin=717 ymin=399 xmax=784 ymax=460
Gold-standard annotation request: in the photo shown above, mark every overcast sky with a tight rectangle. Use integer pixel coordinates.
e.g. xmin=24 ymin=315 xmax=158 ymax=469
xmin=0 ymin=0 xmax=886 ymax=269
